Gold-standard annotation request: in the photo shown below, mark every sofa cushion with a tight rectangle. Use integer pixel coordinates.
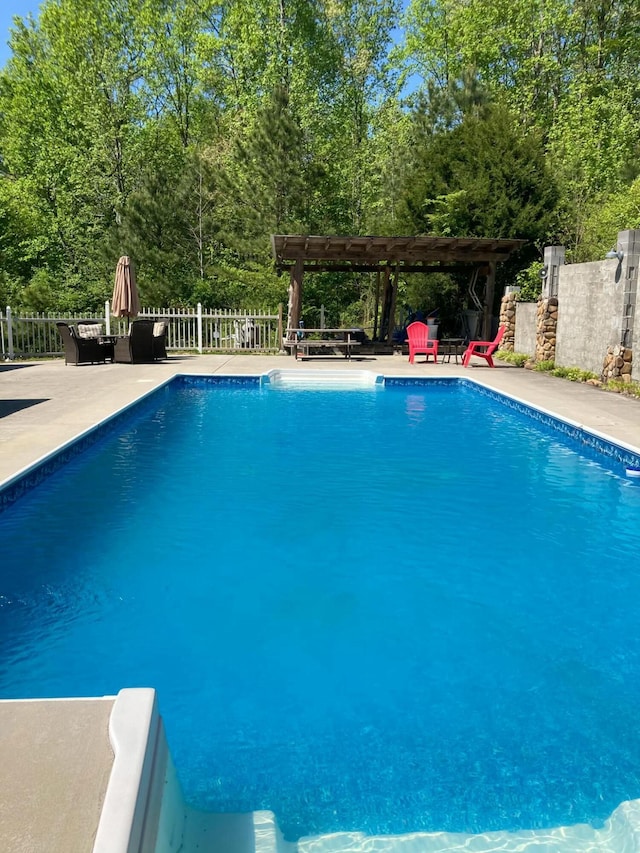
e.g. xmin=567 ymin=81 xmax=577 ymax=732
xmin=77 ymin=323 xmax=103 ymax=339
xmin=153 ymin=321 xmax=167 ymax=337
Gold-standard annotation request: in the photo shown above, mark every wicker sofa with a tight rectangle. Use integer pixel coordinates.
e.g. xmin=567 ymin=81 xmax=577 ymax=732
xmin=113 ymin=320 xmax=156 ymax=364
xmin=56 ymin=322 xmax=114 ymax=365
xmin=113 ymin=319 xmax=167 ymax=364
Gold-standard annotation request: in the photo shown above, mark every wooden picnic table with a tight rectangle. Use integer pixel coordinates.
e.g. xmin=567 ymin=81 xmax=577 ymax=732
xmin=284 ymin=328 xmax=362 ymax=360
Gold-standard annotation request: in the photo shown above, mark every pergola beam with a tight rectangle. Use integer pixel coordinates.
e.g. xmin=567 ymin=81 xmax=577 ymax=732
xmin=273 ymin=235 xmax=526 ymax=271
xmin=295 ymin=263 xmax=482 ymax=274
xmin=278 ymin=249 xmax=518 ymax=265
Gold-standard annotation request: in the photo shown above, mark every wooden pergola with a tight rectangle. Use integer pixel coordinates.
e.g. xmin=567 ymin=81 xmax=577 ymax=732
xmin=271 ymin=234 xmax=527 ymax=341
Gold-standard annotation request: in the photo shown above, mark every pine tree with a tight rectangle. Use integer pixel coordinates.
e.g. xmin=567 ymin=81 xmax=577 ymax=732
xmin=401 ymin=96 xmax=559 ymax=253
xmin=221 ymin=84 xmax=322 ymax=256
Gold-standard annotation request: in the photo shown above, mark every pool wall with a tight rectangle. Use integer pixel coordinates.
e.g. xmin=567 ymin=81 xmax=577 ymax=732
xmin=0 ymin=376 xmax=175 ymax=512
xmin=93 ymin=688 xmax=173 ymax=852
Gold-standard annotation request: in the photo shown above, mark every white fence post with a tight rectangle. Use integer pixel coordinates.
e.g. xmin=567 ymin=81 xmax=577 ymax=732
xmin=105 ymin=300 xmax=111 ymax=334
xmin=6 ymin=306 xmax=14 ymax=360
xmin=197 ymin=302 xmax=203 ymax=354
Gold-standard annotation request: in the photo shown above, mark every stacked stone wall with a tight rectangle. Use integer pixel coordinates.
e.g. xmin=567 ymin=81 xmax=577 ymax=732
xmin=499 ymin=292 xmax=517 ymax=351
xmin=602 ymin=346 xmax=633 ymax=382
xmin=535 ymin=297 xmax=558 ymax=363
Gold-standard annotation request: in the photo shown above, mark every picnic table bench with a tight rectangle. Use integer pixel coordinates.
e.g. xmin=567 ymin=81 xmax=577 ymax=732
xmin=284 ymin=329 xmax=362 ymax=360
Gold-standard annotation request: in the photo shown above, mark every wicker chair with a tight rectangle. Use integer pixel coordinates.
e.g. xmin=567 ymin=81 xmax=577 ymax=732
xmin=113 ymin=320 xmax=156 ymax=364
xmin=56 ymin=322 xmax=113 ymax=365
xmin=152 ymin=321 xmax=169 ymax=360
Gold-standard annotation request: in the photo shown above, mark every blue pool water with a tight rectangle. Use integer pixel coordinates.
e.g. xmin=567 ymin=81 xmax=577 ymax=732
xmin=2 ymin=378 xmax=640 ymax=840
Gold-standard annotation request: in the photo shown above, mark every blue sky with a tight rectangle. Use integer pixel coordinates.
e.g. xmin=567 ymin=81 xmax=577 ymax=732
xmin=0 ymin=1 xmax=38 ymax=67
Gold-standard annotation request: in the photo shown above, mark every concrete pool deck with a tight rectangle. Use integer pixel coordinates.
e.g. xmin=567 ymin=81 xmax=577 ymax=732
xmin=0 ymin=698 xmax=115 ymax=852
xmin=1 ymin=352 xmax=640 ymax=851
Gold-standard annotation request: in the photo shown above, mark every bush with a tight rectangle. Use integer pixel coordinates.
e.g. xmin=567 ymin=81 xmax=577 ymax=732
xmin=495 ymin=350 xmax=529 ymax=367
xmin=606 ymin=379 xmax=640 ymax=398
xmin=551 ymin=366 xmax=598 ymax=382
xmin=528 ymin=359 xmax=639 ymax=398
xmin=514 ymin=261 xmax=544 ymax=302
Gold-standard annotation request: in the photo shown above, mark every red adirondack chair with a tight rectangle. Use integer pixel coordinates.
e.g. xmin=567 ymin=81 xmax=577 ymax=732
xmin=406 ymin=321 xmax=439 ymax=364
xmin=462 ymin=325 xmax=506 ymax=368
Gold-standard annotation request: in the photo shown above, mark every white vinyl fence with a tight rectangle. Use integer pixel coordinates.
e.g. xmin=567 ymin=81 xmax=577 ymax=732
xmin=0 ymin=302 xmax=284 ymax=359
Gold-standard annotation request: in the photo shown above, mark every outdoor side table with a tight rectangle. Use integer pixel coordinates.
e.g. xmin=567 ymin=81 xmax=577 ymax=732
xmin=441 ymin=338 xmax=465 ymax=363
xmin=98 ymin=335 xmax=117 ymax=362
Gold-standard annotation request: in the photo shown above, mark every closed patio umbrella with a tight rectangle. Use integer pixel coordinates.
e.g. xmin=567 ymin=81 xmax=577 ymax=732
xmin=111 ymin=255 xmax=140 ymax=318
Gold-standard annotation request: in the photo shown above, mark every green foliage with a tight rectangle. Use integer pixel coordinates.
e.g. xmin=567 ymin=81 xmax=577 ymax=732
xmin=573 ymin=177 xmax=640 ymax=263
xmin=19 ymin=268 xmax=58 ymax=312
xmin=534 ymin=362 xmax=640 ymax=398
xmin=551 ymin=365 xmax=598 ymax=382
xmin=2 ymin=0 xmax=640 ymax=318
xmin=606 ymin=379 xmax=640 ymax=398
xmin=400 ymin=93 xmax=558 ymax=251
xmin=402 ymin=272 xmax=461 ymax=334
xmin=514 ymin=261 xmax=544 ymax=302
xmin=402 ymin=0 xmax=640 ymax=258
xmin=220 ymin=85 xmax=319 ymax=251
xmin=196 ymin=257 xmax=286 ymax=310
xmin=495 ymin=350 xmax=529 ymax=367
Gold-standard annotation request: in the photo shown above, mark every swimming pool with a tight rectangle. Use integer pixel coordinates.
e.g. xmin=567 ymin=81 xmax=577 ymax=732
xmin=1 ymin=376 xmax=640 ymax=841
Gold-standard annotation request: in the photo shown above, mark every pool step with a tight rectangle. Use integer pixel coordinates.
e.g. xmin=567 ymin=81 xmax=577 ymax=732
xmin=265 ymin=368 xmax=380 ymax=388
xmin=291 ymin=800 xmax=640 ymax=852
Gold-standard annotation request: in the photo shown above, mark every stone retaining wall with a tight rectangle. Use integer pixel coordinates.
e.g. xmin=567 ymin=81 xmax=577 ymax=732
xmin=498 ymin=292 xmax=517 ymax=351
xmin=535 ymin=297 xmax=558 ymax=363
xmin=602 ymin=345 xmax=633 ymax=382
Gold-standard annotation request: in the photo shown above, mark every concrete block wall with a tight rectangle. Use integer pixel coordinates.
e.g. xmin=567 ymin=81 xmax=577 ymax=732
xmin=510 ymin=230 xmax=637 ymax=381
xmin=555 ymin=260 xmax=625 ymax=375
xmin=514 ymin=303 xmax=537 ymax=356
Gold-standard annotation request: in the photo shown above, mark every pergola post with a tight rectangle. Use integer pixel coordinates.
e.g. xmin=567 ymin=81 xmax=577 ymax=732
xmin=286 ymin=256 xmax=304 ymax=340
xmin=373 ymin=270 xmax=381 ymax=341
xmin=379 ymin=266 xmax=392 ymax=341
xmin=388 ymin=265 xmax=400 ymax=343
xmin=483 ymin=261 xmax=497 ymax=339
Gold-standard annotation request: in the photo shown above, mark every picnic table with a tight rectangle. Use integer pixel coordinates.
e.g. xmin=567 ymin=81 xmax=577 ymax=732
xmin=284 ymin=328 xmax=362 ymax=360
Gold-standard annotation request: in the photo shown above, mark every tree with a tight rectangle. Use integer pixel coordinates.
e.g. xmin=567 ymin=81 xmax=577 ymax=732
xmin=0 ymin=0 xmax=148 ymax=305
xmin=401 ymin=0 xmax=640 ymax=257
xmin=114 ymin=157 xmax=196 ymax=305
xmin=320 ymin=0 xmax=401 ymax=232
xmin=401 ymin=94 xmax=559 ymax=250
xmin=221 ymin=85 xmax=321 ymax=250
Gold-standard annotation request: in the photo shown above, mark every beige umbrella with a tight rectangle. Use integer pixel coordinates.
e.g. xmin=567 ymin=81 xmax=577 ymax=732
xmin=111 ymin=255 xmax=140 ymax=318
